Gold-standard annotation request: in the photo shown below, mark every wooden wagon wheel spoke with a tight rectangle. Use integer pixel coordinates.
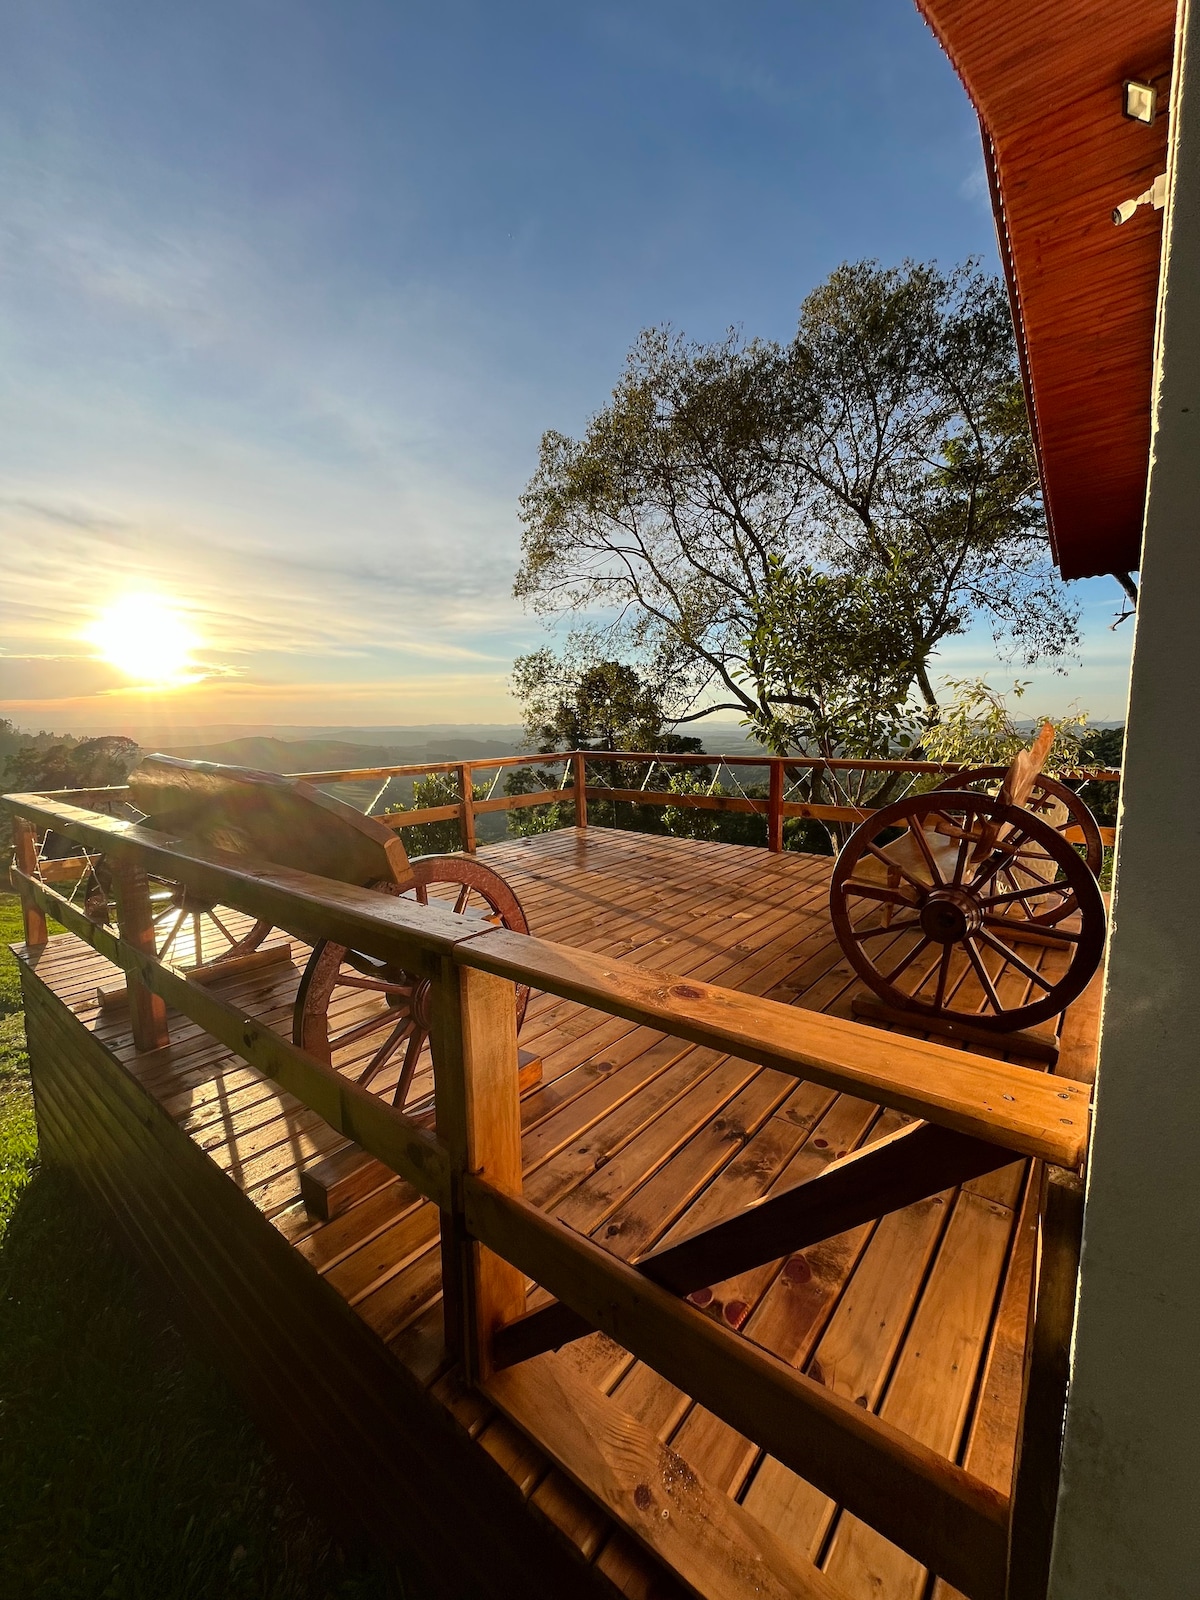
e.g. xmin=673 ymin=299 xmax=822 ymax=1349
xmin=949 ymin=830 xmax=971 ymax=888
xmin=332 ymin=973 xmax=414 ymax=995
xmin=332 ymin=1006 xmax=411 ymax=1055
xmin=982 ymin=877 xmax=1071 ymax=914
xmin=357 ymin=1018 xmax=416 ymax=1088
xmin=205 ymin=908 xmax=240 ymax=947
xmin=982 ymin=915 xmax=1080 ymax=946
xmin=934 ymin=767 xmax=1103 ymax=928
xmin=882 ymin=934 xmax=934 ymax=987
xmin=931 ymin=942 xmax=955 ymax=1010
xmin=841 ymin=881 xmax=916 ymax=908
xmin=392 ymin=1028 xmax=429 ymax=1108
xmin=160 ymin=910 xmax=190 ymax=959
xmin=453 ymin=883 xmax=471 ymax=914
xmin=853 ymin=919 xmax=922 ymax=940
xmin=963 ymin=938 xmax=1004 ymax=1014
xmin=975 ymin=930 xmax=1054 ymax=991
xmin=908 ymin=823 xmax=946 ymax=885
xmin=864 ymin=841 xmax=927 ymax=891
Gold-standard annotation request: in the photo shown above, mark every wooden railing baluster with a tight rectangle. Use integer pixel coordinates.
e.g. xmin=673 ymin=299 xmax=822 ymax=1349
xmin=10 ymin=816 xmax=48 ymax=948
xmin=572 ymin=751 xmax=588 ymax=830
xmin=768 ymin=758 xmax=784 ymax=852
xmin=458 ymin=762 xmax=477 ymax=854
xmin=431 ymin=957 xmax=526 ymax=1381
xmin=110 ymin=856 xmax=170 ymax=1052
xmin=1006 ymin=1164 xmax=1086 ymax=1599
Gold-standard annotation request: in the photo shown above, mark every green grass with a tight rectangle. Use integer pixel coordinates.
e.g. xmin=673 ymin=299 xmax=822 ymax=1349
xmin=0 ymin=893 xmax=407 ymax=1599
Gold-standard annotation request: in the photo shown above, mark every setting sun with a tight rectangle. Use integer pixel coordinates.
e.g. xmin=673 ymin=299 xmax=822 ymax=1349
xmin=86 ymin=593 xmax=199 ymax=688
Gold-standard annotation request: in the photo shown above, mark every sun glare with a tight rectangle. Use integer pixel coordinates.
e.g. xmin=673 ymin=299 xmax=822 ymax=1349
xmin=87 ymin=594 xmax=199 ymax=688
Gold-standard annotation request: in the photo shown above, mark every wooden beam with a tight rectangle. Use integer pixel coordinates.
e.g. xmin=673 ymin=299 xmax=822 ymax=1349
xmin=467 ymin=1178 xmax=1010 ymax=1600
xmin=470 ymin=788 xmax=566 ymax=817
xmin=0 ymin=795 xmax=492 ymax=974
xmin=583 ymin=787 xmax=869 ymax=824
xmin=110 ymin=856 xmax=170 ymax=1051
xmin=587 ymin=785 xmax=766 ymax=815
xmin=458 ymin=763 xmax=477 ymax=854
xmin=10 ymin=816 xmax=47 ymax=947
xmin=572 ymin=752 xmax=587 ymax=829
xmin=768 ymin=759 xmax=784 ymax=852
xmin=1006 ymin=1165 xmax=1085 ymax=1600
xmin=493 ymin=1120 xmax=1013 ymax=1367
xmin=431 ymin=960 xmax=526 ymax=1380
xmin=376 ymin=802 xmax=461 ymax=830
xmin=34 ymin=853 xmax=99 ymax=884
xmin=462 ymin=929 xmax=1091 ymax=1166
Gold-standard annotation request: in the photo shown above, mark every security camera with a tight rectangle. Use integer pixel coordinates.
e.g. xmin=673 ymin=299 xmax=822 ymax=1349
xmin=1112 ymin=172 xmax=1168 ymax=226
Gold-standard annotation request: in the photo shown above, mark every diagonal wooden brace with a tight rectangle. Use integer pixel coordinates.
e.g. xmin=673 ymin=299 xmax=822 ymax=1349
xmin=492 ymin=1118 xmax=1015 ymax=1370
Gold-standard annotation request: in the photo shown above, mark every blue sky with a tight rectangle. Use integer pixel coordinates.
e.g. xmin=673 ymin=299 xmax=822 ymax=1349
xmin=0 ymin=0 xmax=1134 ymax=733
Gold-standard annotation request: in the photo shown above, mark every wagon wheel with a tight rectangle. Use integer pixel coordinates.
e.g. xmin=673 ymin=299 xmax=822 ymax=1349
xmin=936 ymin=767 xmax=1102 ymax=926
xmin=829 ymin=791 xmax=1105 ymax=1033
xmin=293 ymin=855 xmax=530 ymax=1111
xmin=146 ymin=878 xmax=273 ymax=967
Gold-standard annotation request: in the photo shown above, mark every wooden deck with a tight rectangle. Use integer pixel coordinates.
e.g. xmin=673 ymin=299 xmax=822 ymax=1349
xmin=15 ymin=827 xmax=1101 ymax=1600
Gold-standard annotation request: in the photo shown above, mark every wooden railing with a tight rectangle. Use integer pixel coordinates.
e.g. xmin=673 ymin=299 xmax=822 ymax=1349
xmin=280 ymin=749 xmax=1120 ymax=855
xmin=27 ymin=752 xmax=1119 ymax=858
xmin=4 ymin=787 xmax=1090 ymax=1600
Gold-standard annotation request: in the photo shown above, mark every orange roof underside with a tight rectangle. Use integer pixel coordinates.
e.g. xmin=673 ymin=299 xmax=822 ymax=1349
xmin=915 ymin=0 xmax=1175 ymax=580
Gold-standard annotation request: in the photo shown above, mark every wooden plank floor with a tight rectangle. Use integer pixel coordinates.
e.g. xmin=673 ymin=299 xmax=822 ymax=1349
xmin=16 ymin=827 xmax=1100 ymax=1600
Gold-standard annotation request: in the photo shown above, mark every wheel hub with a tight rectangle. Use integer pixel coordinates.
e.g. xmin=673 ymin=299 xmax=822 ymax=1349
xmin=919 ymin=886 xmax=982 ymax=945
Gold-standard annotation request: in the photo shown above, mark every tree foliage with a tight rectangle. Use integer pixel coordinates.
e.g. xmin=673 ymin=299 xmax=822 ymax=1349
xmin=506 ymin=654 xmax=704 ymax=836
xmin=515 ymin=259 xmax=1077 ymax=763
xmin=3 ymin=736 xmax=141 ymax=795
xmin=385 ymin=772 xmax=488 ymax=855
xmin=921 ymin=678 xmax=1089 ymax=777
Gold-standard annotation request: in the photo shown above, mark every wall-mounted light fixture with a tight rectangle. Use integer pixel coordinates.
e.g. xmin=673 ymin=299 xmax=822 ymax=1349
xmin=1123 ymin=80 xmax=1158 ymax=124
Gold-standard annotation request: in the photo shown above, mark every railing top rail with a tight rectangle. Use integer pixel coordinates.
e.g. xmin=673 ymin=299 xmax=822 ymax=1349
xmin=3 ymin=789 xmax=1088 ymax=1166
xmin=574 ymin=749 xmax=1121 ymax=781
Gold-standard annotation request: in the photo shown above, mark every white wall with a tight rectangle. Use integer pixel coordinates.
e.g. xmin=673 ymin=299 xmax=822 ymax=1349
xmin=1048 ymin=3 xmax=1200 ymax=1595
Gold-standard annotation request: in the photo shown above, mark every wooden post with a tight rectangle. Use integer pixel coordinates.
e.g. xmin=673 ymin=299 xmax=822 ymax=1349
xmin=10 ymin=816 xmax=48 ymax=948
xmin=767 ymin=759 xmax=784 ymax=853
xmin=110 ymin=856 xmax=170 ymax=1052
xmin=431 ymin=957 xmax=526 ymax=1382
xmin=458 ymin=763 xmax=477 ymax=855
xmin=572 ymin=751 xmax=588 ymax=830
xmin=1007 ymin=1165 xmax=1085 ymax=1600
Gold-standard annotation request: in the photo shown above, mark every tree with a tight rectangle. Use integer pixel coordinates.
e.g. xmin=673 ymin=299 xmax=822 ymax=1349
xmin=507 ymin=654 xmax=705 ymax=835
xmin=4 ymin=735 xmax=140 ymax=794
xmin=515 ymin=259 xmax=1078 ymax=771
